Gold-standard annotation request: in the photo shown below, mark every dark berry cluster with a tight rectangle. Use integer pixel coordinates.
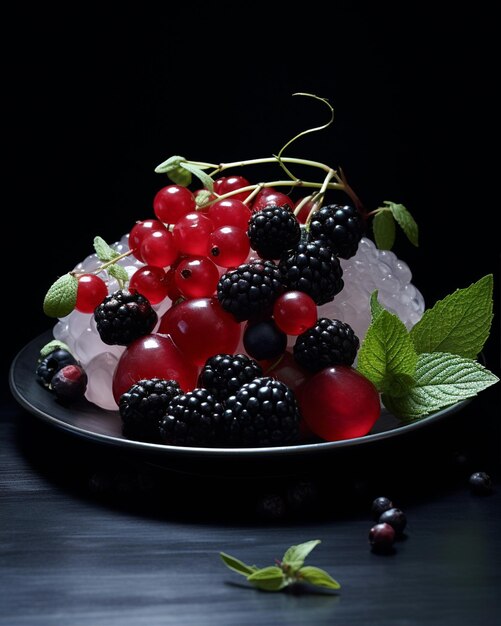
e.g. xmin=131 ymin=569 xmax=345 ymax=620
xmin=118 ymin=353 xmax=302 ymax=448
xmin=368 ymin=496 xmax=408 ymax=553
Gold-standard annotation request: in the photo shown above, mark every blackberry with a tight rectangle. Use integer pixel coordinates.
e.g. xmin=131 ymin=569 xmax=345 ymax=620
xmin=36 ymin=348 xmax=78 ymax=388
xmin=222 ymin=377 xmax=301 ymax=447
xmin=293 ymin=318 xmax=359 ymax=372
xmin=217 ymin=259 xmax=284 ymax=322
xmin=278 ymin=240 xmax=343 ymax=305
xmin=94 ymin=289 xmax=157 ymax=346
xmin=247 ymin=204 xmax=301 ymax=259
xmin=198 ymin=353 xmax=263 ymax=402
xmin=309 ymin=204 xmax=365 ymax=259
xmin=119 ymin=378 xmax=182 ymax=442
xmin=159 ymin=388 xmax=224 ymax=447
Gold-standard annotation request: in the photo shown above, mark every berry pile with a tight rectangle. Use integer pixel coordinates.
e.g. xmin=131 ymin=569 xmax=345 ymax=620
xmin=42 ymin=143 xmax=424 ymax=448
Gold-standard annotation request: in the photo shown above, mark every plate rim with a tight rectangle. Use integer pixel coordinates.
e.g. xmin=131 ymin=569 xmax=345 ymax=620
xmin=9 ymin=331 xmax=470 ymax=459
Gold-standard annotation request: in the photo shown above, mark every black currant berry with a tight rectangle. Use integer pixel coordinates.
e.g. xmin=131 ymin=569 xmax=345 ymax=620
xmin=371 ymin=496 xmax=394 ymax=520
xmin=369 ymin=522 xmax=396 ymax=553
xmin=379 ymin=507 xmax=407 ymax=535
xmin=469 ymin=471 xmax=493 ymax=495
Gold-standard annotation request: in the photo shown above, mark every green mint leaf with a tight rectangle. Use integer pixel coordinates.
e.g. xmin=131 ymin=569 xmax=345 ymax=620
xmin=299 ymin=566 xmax=341 ymax=590
xmin=39 ymin=340 xmax=72 ymax=359
xmin=247 ymin=567 xmax=287 ymax=592
xmin=282 ymin=540 xmax=321 ymax=570
xmin=168 ymin=165 xmax=192 ymax=187
xmin=219 ymin=552 xmax=258 ymax=577
xmin=94 ymin=236 xmax=119 ymax=262
xmin=373 ymin=209 xmax=395 ymax=250
xmin=384 ymin=201 xmax=418 ymax=246
xmin=410 ymin=275 xmax=494 ymax=359
xmin=382 ymin=352 xmax=499 ymax=420
xmin=370 ymin=290 xmax=384 ymax=322
xmin=43 ymin=273 xmax=78 ymax=318
xmin=357 ymin=309 xmax=418 ymax=394
xmin=154 ymin=155 xmax=185 ymax=174
xmin=180 ymin=162 xmax=214 ymax=191
xmin=107 ymin=263 xmax=129 ymax=284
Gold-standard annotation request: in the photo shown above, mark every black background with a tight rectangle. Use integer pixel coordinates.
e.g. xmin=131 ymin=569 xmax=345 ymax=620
xmin=3 ymin=3 xmax=500 ymax=390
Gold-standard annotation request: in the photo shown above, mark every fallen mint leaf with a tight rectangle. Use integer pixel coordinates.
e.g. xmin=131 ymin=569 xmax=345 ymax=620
xmin=219 ymin=552 xmax=258 ymax=577
xmin=247 ymin=567 xmax=287 ymax=591
xmin=410 ymin=274 xmax=493 ymax=359
xmin=282 ymin=540 xmax=321 ymax=570
xmin=382 ymin=352 xmax=499 ymax=420
xmin=299 ymin=566 xmax=341 ymax=590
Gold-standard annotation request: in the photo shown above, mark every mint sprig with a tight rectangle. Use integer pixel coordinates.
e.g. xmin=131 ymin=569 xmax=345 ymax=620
xmin=220 ymin=540 xmax=340 ymax=593
xmin=357 ymin=277 xmax=499 ymax=421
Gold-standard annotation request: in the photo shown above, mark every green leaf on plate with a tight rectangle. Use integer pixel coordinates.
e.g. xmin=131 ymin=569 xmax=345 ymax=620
xmin=382 ymin=351 xmax=499 ymax=420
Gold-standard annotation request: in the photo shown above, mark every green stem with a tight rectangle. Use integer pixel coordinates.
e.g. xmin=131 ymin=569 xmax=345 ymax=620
xmin=71 ymin=248 xmax=134 ymax=277
xmin=209 ymin=155 xmax=333 ymax=177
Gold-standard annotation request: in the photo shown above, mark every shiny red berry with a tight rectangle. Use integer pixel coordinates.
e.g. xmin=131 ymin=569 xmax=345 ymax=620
xmin=76 ymin=274 xmax=108 ymax=313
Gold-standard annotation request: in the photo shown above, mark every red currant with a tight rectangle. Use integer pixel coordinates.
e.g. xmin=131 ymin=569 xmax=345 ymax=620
xmin=273 ymin=291 xmax=317 ymax=335
xmin=140 ymin=229 xmax=179 ymax=268
xmin=75 ymin=274 xmax=108 ymax=313
xmin=158 ymin=297 xmax=241 ymax=366
xmin=165 ymin=265 xmax=182 ymax=301
xmin=129 ymin=265 xmax=168 ymax=304
xmin=172 ymin=212 xmax=214 ymax=256
xmin=207 ymin=198 xmax=252 ymax=230
xmin=174 ymin=256 xmax=220 ymax=299
xmin=153 ymin=185 xmax=196 ymax=224
xmin=208 ymin=226 xmax=250 ymax=268
xmin=296 ymin=366 xmax=381 ymax=442
xmin=129 ymin=219 xmax=168 ymax=262
xmin=213 ymin=175 xmax=251 ymax=203
xmin=252 ymin=189 xmax=294 ymax=213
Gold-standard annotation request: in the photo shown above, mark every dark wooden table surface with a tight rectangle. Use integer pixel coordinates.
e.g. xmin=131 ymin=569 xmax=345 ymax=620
xmin=2 ymin=374 xmax=500 ymax=626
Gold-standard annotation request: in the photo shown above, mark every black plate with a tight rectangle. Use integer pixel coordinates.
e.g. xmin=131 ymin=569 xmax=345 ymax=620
xmin=9 ymin=331 xmax=469 ymax=476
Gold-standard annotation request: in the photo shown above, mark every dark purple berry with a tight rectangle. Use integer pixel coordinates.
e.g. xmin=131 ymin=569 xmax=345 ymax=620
xmin=369 ymin=522 xmax=396 ymax=553
xmin=379 ymin=507 xmax=407 ymax=535
xmin=469 ymin=471 xmax=493 ymax=495
xmin=371 ymin=496 xmax=394 ymax=520
xmin=51 ymin=364 xmax=87 ymax=402
xmin=243 ymin=319 xmax=287 ymax=361
xmin=256 ymin=493 xmax=286 ymax=520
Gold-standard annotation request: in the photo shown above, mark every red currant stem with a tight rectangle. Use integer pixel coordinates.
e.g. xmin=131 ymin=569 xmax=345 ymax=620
xmin=71 ymin=248 xmax=135 ymax=277
xmin=209 ymin=156 xmax=333 ymax=176
xmin=304 ymin=169 xmax=336 ymax=227
xmin=338 ymin=167 xmax=367 ymax=217
xmin=242 ymin=183 xmax=265 ymax=205
xmin=366 ymin=207 xmax=388 ymax=217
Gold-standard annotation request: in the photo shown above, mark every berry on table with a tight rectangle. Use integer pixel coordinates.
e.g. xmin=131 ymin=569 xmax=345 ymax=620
xmin=469 ymin=471 xmax=493 ymax=495
xmin=369 ymin=522 xmax=396 ymax=553
xmin=293 ymin=318 xmax=359 ymax=372
xmin=378 ymin=507 xmax=407 ymax=535
xmin=371 ymin=496 xmax=394 ymax=520
xmin=119 ymin=378 xmax=182 ymax=443
xmin=94 ymin=289 xmax=158 ymax=346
